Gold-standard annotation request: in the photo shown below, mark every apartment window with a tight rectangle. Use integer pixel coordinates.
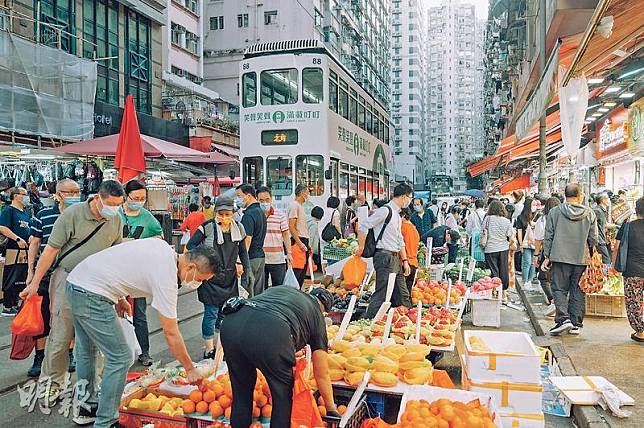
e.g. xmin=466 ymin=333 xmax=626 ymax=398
xmin=40 ymin=0 xmax=78 ymax=53
xmin=261 ymin=68 xmax=297 ymax=105
xmin=185 ymin=0 xmax=198 ymax=15
xmin=302 ymin=68 xmax=323 ymax=103
xmin=408 ymin=23 xmax=414 ymax=30
xmin=237 ymin=13 xmax=248 ymax=27
xmin=186 ymin=32 xmax=199 ymax=55
xmin=171 ymin=23 xmax=182 ymax=45
xmin=409 ymin=105 xmax=414 ymax=112
xmin=409 ymin=94 xmax=414 ymax=100
xmin=408 ymin=58 xmax=416 ymax=66
xmin=408 ymin=82 xmax=415 ymax=89
xmin=210 ymin=15 xmax=223 ymax=30
xmin=125 ymin=10 xmax=152 ymax=114
xmin=314 ymin=8 xmax=323 ymax=27
xmin=409 ymin=117 xmax=415 ymax=124
xmin=408 ymin=35 xmax=415 ymax=42
xmin=83 ymin=0 xmax=118 ymax=105
xmin=264 ymin=10 xmax=278 ymax=25
xmin=408 ymin=70 xmax=415 ymax=77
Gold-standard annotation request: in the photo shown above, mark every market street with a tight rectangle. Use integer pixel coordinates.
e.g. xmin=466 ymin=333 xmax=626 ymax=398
xmin=0 ymin=287 xmax=576 ymax=428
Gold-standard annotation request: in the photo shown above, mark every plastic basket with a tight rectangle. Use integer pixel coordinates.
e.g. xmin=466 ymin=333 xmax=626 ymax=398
xmin=428 ymin=264 xmax=445 ymax=281
xmin=471 ymin=298 xmax=501 ymax=327
xmin=322 ymin=399 xmax=369 ymax=428
xmin=323 ymin=245 xmax=354 ymax=261
xmin=585 ymin=293 xmax=626 ymax=318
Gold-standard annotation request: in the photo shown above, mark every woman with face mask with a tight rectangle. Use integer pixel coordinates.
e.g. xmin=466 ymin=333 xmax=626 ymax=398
xmin=186 ymin=193 xmax=250 ymax=359
xmin=515 ymin=197 xmax=537 ymax=288
xmin=118 ymin=180 xmax=164 ymax=366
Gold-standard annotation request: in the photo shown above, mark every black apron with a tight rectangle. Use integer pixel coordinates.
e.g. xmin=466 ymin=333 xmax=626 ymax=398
xmin=196 ymin=224 xmax=241 ymax=307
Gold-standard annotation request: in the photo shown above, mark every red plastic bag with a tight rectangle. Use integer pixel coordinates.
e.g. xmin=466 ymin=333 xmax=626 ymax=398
xmin=11 ymin=295 xmax=44 ymax=336
xmin=291 ymin=244 xmax=307 ymax=270
xmin=10 ymin=333 xmax=35 ymax=360
xmin=342 ymin=256 xmax=367 ymax=289
xmin=291 ymin=358 xmax=324 ymax=428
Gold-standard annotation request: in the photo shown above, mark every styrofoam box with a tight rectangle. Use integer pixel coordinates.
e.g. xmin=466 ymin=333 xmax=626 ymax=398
xmin=397 ymin=385 xmax=503 ymax=427
xmin=472 ymin=299 xmax=501 ymax=327
xmin=461 ymin=354 xmax=543 ymax=414
xmin=463 ymin=330 xmax=541 ymax=384
xmin=500 ymin=412 xmax=545 ymax=428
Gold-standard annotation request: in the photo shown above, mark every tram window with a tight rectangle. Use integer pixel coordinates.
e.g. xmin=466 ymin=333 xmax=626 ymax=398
xmin=242 ymin=157 xmax=263 ymax=186
xmin=349 ymin=89 xmax=358 ymax=125
xmin=260 ymin=68 xmax=298 ymax=105
xmin=358 ymin=102 xmax=365 ymax=130
xmin=373 ymin=178 xmax=380 ymax=198
xmin=242 ymin=72 xmax=256 ymax=107
xmin=379 ymin=118 xmax=385 ymax=142
xmin=339 ymin=170 xmax=349 ymax=200
xmin=384 ymin=124 xmax=390 ymax=145
xmin=349 ymin=174 xmax=358 ymax=197
xmin=366 ymin=107 xmax=373 ymax=134
xmin=296 ymin=155 xmax=324 ymax=196
xmin=303 ymin=68 xmax=323 ymax=103
xmin=329 ymin=79 xmax=338 ymax=113
xmin=266 ymin=156 xmax=293 ymax=196
xmin=375 ymin=114 xmax=381 ymax=140
xmin=358 ymin=175 xmax=366 ymax=198
xmin=366 ymin=176 xmax=374 ymax=201
xmin=338 ymin=80 xmax=349 ymax=119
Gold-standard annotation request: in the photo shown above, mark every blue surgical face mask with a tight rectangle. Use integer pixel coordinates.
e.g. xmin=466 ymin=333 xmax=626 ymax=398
xmin=234 ymin=196 xmax=244 ymax=209
xmin=414 ymin=205 xmax=422 ymax=212
xmin=260 ymin=202 xmax=271 ymax=212
xmin=64 ymin=196 xmax=81 ymax=206
xmin=99 ymin=196 xmax=120 ymax=219
xmin=127 ymin=201 xmax=145 ymax=211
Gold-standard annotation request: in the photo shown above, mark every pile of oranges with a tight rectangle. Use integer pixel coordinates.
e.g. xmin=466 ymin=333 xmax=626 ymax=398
xmin=399 ymin=398 xmax=496 ymax=428
xmin=411 ymin=279 xmax=464 ymax=306
xmin=181 ymin=370 xmax=272 ymax=421
xmin=316 ymin=396 xmax=347 ymax=418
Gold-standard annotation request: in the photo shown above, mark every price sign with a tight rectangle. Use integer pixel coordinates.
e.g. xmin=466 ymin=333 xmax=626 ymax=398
xmin=466 ymin=258 xmax=476 ymax=281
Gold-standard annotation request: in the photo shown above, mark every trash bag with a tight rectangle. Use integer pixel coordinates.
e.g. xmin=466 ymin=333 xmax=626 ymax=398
xmin=342 ymin=255 xmax=367 ymax=289
xmin=119 ymin=317 xmax=142 ymax=364
xmin=284 ymin=268 xmax=300 ymax=289
xmin=11 ymin=295 xmax=44 ymax=336
xmin=291 ymin=358 xmax=324 ymax=428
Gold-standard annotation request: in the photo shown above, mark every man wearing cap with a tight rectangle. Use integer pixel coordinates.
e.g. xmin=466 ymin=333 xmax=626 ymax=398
xmin=220 ymin=286 xmax=339 ymax=428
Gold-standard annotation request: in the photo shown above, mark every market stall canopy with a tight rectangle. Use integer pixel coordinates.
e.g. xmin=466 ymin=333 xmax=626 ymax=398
xmin=51 ymin=133 xmax=208 ymax=160
xmin=500 ymin=173 xmax=532 ymax=194
xmin=467 ymin=155 xmax=501 ymax=178
xmin=170 ymin=151 xmax=236 ymax=165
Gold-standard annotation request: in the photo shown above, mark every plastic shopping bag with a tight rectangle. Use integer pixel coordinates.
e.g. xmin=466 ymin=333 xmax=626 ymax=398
xmin=291 ymin=358 xmax=324 ymax=428
xmin=119 ymin=317 xmax=142 ymax=364
xmin=284 ymin=268 xmax=300 ymax=289
xmin=470 ymin=230 xmax=486 ymax=262
xmin=11 ymin=295 xmax=44 ymax=336
xmin=291 ymin=243 xmax=307 ymax=269
xmin=342 ymin=255 xmax=367 ymax=290
xmin=180 ymin=231 xmax=191 ymax=245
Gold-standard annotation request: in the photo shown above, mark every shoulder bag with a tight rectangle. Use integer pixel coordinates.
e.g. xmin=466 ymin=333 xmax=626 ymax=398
xmin=614 ymin=221 xmax=630 ymax=273
xmin=321 ymin=209 xmax=341 ymax=242
xmin=362 ymin=206 xmax=392 ymax=258
xmin=478 ymin=217 xmax=489 ymax=249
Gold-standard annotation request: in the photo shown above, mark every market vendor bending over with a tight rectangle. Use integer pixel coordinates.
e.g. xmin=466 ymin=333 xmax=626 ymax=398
xmin=65 ymin=239 xmax=220 ymax=428
xmin=220 ymin=286 xmax=339 ymax=427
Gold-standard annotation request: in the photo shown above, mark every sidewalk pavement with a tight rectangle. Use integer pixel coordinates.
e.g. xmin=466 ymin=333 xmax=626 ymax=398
xmin=517 ymin=281 xmax=643 ymax=428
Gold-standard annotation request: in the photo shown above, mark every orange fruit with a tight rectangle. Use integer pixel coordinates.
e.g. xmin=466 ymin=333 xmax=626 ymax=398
xmin=252 ymin=405 xmax=260 ymax=418
xmin=224 ymin=383 xmax=233 ymax=399
xmin=189 ymin=390 xmax=203 ymax=403
xmin=317 ymin=396 xmax=325 ymax=406
xmin=337 ymin=405 xmax=347 ymax=415
xmin=203 ymin=390 xmax=216 ymax=403
xmin=195 ymin=401 xmax=208 ymax=414
xmin=261 ymin=404 xmax=272 ymax=418
xmin=256 ymin=394 xmax=268 ymax=407
xmin=218 ymin=395 xmax=232 ymax=409
xmin=211 ymin=382 xmax=224 ymax=397
xmin=261 ymin=383 xmax=271 ymax=398
xmin=182 ymin=399 xmax=196 ymax=414
xmin=224 ymin=406 xmax=232 ymax=419
xmin=209 ymin=401 xmax=224 ymax=418
xmin=318 ymin=405 xmax=327 ymax=417
xmin=199 ymin=380 xmax=210 ymax=392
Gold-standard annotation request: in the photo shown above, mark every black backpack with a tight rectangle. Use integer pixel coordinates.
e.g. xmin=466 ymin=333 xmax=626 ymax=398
xmin=321 ymin=209 xmax=341 ymax=242
xmin=362 ymin=206 xmax=392 ymax=258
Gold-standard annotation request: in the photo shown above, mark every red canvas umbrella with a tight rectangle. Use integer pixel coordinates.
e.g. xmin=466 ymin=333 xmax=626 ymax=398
xmin=114 ymin=95 xmax=145 ymax=183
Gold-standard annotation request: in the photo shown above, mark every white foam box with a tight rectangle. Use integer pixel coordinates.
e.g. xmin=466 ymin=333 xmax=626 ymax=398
xmin=471 ymin=299 xmax=501 ymax=327
xmin=499 ymin=412 xmax=545 ymax=428
xmin=397 ymin=385 xmax=503 ymax=427
xmin=549 ymin=376 xmax=635 ymax=406
xmin=461 ymin=353 xmax=543 ymax=415
xmin=463 ymin=330 xmax=541 ymax=384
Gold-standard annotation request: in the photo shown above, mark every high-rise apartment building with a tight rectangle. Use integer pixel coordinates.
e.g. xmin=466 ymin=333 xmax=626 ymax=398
xmin=426 ymin=0 xmax=485 ymax=192
xmin=202 ymin=0 xmax=390 ymax=108
xmin=390 ymin=0 xmax=428 ymax=186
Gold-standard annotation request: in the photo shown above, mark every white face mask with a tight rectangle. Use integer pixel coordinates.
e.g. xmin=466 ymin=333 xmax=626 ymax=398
xmin=531 ymin=205 xmax=538 ymax=213
xmin=181 ymin=269 xmax=202 ymax=291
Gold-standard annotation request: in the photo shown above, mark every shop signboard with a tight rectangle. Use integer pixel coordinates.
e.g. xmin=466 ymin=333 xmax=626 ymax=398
xmin=628 ymin=98 xmax=644 ymax=156
xmin=595 ymin=106 xmax=629 ymax=159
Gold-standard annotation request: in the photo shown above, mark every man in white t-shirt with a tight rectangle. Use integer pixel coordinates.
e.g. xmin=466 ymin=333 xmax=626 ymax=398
xmin=65 ymin=239 xmax=221 ymax=428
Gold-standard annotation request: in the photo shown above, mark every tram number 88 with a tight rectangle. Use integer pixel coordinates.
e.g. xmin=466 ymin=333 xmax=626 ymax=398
xmin=312 ymin=58 xmax=321 ymax=65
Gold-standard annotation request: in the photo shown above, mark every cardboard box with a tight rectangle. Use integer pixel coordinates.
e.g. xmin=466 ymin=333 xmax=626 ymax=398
xmin=463 ymin=331 xmax=541 ymax=384
xmin=499 ymin=412 xmax=545 ymax=428
xmin=540 ymin=363 xmax=571 ymax=417
xmin=397 ymin=385 xmax=503 ymax=427
xmin=461 ymin=354 xmax=543 ymax=415
xmin=119 ymin=388 xmax=189 ymax=428
xmin=550 ymin=376 xmax=635 ymax=406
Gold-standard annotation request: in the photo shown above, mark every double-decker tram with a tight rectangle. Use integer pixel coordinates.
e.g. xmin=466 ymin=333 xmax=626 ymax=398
xmin=239 ymin=39 xmax=391 ymax=209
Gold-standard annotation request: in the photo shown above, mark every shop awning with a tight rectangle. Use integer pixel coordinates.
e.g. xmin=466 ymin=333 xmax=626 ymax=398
xmin=500 ymin=173 xmax=532 ymax=194
xmin=170 ymin=151 xmax=237 ymax=165
xmin=467 ymin=155 xmax=501 ymax=177
xmin=213 ymin=143 xmax=239 ymax=159
xmin=508 ymin=129 xmax=563 ymax=159
xmin=51 ymin=133 xmax=208 ymax=159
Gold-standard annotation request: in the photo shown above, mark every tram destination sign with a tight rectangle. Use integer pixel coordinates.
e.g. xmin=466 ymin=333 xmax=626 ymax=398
xmin=338 ymin=125 xmax=371 ymax=158
xmin=243 ymin=109 xmax=320 ymax=123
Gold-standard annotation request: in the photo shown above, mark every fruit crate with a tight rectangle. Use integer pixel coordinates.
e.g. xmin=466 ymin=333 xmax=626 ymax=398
xmin=585 ymin=293 xmax=626 ymax=318
xmin=323 ymin=245 xmax=354 ymax=262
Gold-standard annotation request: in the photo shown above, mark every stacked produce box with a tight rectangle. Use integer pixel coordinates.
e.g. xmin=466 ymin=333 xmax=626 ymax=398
xmin=461 ymin=331 xmax=544 ymax=428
